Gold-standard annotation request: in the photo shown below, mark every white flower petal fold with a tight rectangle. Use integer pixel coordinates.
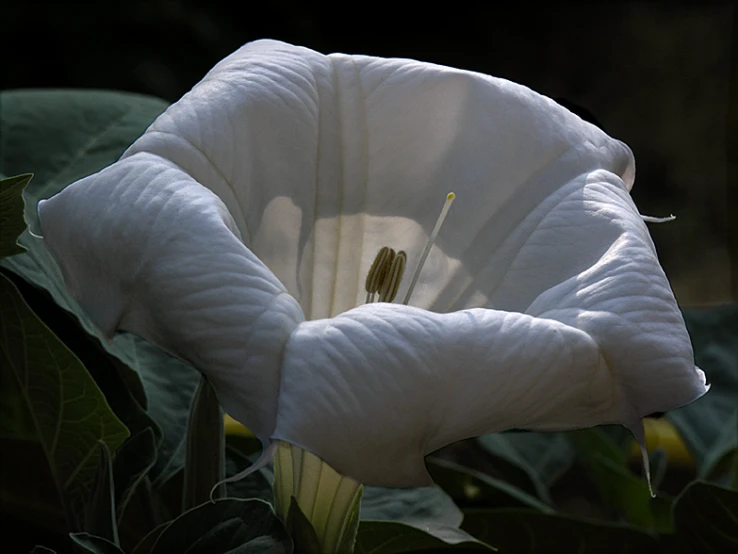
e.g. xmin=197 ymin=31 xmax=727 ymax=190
xmin=273 ymin=170 xmax=707 ymax=486
xmin=37 ymin=39 xmax=708 ymax=487
xmin=38 ymin=153 xmax=304 ymax=444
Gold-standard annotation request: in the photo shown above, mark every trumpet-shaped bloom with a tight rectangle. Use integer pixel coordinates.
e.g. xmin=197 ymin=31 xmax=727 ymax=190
xmin=38 ymin=40 xmax=707 ymax=486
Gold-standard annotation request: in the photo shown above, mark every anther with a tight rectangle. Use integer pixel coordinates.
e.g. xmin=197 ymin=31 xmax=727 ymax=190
xmin=365 ymin=247 xmax=395 ymax=303
xmin=378 ymin=251 xmax=407 ymax=302
xmin=402 ymin=192 xmax=456 ymax=305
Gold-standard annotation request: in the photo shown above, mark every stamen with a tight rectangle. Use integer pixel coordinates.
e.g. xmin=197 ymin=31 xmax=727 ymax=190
xmin=365 ymin=247 xmax=395 ymax=303
xmin=402 ymin=192 xmax=456 ymax=305
xmin=378 ymin=251 xmax=407 ymax=302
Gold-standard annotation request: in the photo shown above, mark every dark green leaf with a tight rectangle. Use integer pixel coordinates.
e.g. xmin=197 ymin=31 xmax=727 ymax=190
xmin=0 ymin=335 xmax=37 ymax=441
xmin=0 ymin=89 xmax=168 ymax=224
xmin=183 ymin=376 xmax=225 ymax=510
xmin=672 ymin=481 xmax=738 ymax=553
xmin=361 ymin=483 xmax=462 ymax=528
xmin=476 ymin=432 xmax=574 ymax=501
xmin=355 ymin=520 xmax=494 ymax=553
xmin=0 ymin=273 xmax=129 ymax=525
xmin=287 ymin=498 xmax=322 ymax=554
xmin=567 ymin=428 xmax=668 ymax=530
xmin=113 ymin=427 xmax=158 ymax=520
xmin=225 ymin=443 xmax=274 ymax=503
xmin=702 ymin=409 xmax=737 ymax=484
xmin=70 ymin=533 xmax=126 ymax=554
xmin=0 ymin=89 xmax=199 ymax=486
xmin=0 ymin=267 xmax=160 ymax=450
xmin=670 ymin=304 xmax=738 ymax=476
xmin=85 ymin=442 xmax=119 ymax=544
xmin=132 ymin=499 xmax=290 ymax=554
xmin=338 ymin=487 xmax=363 ymax=554
xmin=0 ymin=173 xmax=31 ymax=258
xmin=462 ymin=509 xmax=659 ymax=554
xmin=427 ymin=458 xmax=553 ymax=512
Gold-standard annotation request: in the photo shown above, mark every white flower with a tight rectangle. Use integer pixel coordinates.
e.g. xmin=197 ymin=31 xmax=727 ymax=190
xmin=38 ymin=39 xmax=707 ymax=487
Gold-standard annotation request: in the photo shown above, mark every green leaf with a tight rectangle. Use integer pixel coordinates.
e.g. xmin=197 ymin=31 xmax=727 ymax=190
xmin=462 ymin=509 xmax=659 ymax=554
xmin=183 ymin=376 xmax=225 ymax=510
xmin=70 ymin=533 xmax=126 ymax=554
xmin=355 ymin=521 xmax=494 ymax=553
xmin=85 ymin=442 xmax=119 ymax=544
xmin=0 ymin=89 xmax=168 ymax=224
xmin=427 ymin=458 xmax=553 ymax=513
xmin=0 ymin=273 xmax=129 ymax=525
xmin=30 ymin=547 xmax=57 ymax=553
xmin=287 ymin=498 xmax=323 ymax=554
xmin=672 ymin=481 xmax=738 ymax=553
xmin=669 ymin=304 xmax=738 ymax=476
xmin=476 ymin=432 xmax=574 ymax=501
xmin=0 ymin=332 xmax=37 ymax=441
xmin=361 ymin=483 xmax=463 ymax=528
xmin=0 ymin=268 xmax=160 ymax=448
xmin=224 ymin=442 xmax=274 ymax=503
xmin=0 ymin=89 xmax=199 ymax=486
xmin=567 ymin=428 xmax=669 ymax=530
xmin=0 ymin=173 xmax=31 ymax=258
xmin=113 ymin=427 xmax=158 ymax=520
xmin=132 ymin=499 xmax=290 ymax=554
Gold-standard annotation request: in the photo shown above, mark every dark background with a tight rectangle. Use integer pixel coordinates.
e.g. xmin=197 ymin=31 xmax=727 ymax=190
xmin=3 ymin=0 xmax=736 ymax=305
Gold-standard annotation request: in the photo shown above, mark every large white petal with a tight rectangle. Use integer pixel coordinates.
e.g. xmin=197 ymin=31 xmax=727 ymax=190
xmin=275 ymin=302 xmax=706 ymax=487
xmin=123 ymin=39 xmax=635 ymax=318
xmin=273 ymin=170 xmax=707 ymax=487
xmin=38 ymin=153 xmax=304 ymax=443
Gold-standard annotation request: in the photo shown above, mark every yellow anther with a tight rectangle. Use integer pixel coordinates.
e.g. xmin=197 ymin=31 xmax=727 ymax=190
xmin=378 ymin=251 xmax=407 ymax=303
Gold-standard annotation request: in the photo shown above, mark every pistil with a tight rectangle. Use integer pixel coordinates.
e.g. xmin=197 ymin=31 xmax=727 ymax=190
xmin=364 ymin=192 xmax=456 ymax=307
xmin=402 ymin=192 xmax=455 ymax=305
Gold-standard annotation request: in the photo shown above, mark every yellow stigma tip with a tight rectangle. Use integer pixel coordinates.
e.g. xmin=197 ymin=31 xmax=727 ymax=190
xmin=447 ymin=192 xmax=456 ymax=201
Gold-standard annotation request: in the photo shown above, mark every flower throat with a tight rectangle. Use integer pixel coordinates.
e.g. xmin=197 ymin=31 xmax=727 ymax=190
xmin=364 ymin=192 xmax=455 ymax=306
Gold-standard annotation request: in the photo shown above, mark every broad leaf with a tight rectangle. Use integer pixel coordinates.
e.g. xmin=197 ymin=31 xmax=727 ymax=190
xmin=427 ymin=458 xmax=552 ymax=512
xmin=131 ymin=499 xmax=290 ymax=554
xmin=224 ymin=443 xmax=274 ymax=503
xmin=0 ymin=268 xmax=160 ymax=447
xmin=183 ymin=376 xmax=225 ymax=510
xmin=361 ymin=483 xmax=463 ymax=528
xmin=70 ymin=533 xmax=126 ymax=554
xmin=669 ymin=304 xmax=738 ymax=475
xmin=0 ymin=173 xmax=31 ymax=257
xmin=355 ymin=521 xmax=493 ymax=553
xmin=113 ymin=427 xmax=158 ymax=521
xmin=0 ymin=89 xmax=199 ymax=485
xmin=462 ymin=509 xmax=659 ymax=553
xmin=700 ymin=409 xmax=737 ymax=484
xmin=567 ymin=428 xmax=671 ymax=531
xmin=358 ymin=483 xmax=474 ymax=554
xmin=0 ymin=89 xmax=167 ymax=223
xmin=0 ymin=273 xmax=129 ymax=524
xmin=286 ymin=498 xmax=322 ymax=554
xmin=672 ymin=481 xmax=738 ymax=553
xmin=476 ymin=432 xmax=574 ymax=501
xmin=85 ymin=442 xmax=119 ymax=544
